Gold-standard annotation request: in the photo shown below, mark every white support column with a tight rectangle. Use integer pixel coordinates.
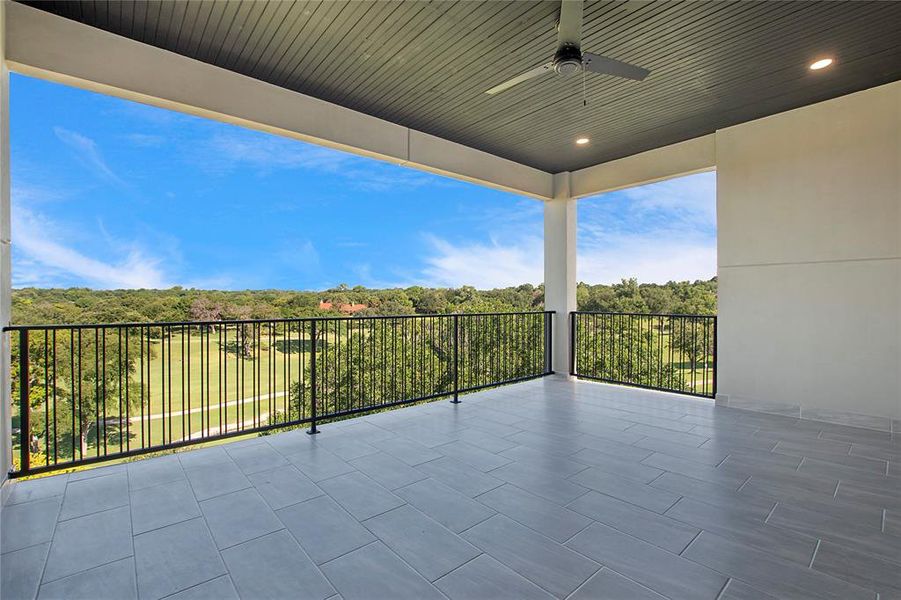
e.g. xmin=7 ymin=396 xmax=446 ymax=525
xmin=544 ymin=172 xmax=577 ymax=375
xmin=0 ymin=0 xmax=11 ymax=481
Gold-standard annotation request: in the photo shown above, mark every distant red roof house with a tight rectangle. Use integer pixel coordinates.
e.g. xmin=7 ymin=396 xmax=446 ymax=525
xmin=319 ymin=300 xmax=368 ymax=314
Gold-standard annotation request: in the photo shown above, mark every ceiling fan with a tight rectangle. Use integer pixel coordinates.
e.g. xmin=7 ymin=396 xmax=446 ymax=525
xmin=484 ymin=0 xmax=650 ymax=96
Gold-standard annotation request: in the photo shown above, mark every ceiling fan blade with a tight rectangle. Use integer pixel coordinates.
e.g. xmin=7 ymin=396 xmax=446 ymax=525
xmin=484 ymin=63 xmax=554 ymax=95
xmin=582 ymin=52 xmax=650 ymax=81
xmin=557 ymin=0 xmax=583 ymax=48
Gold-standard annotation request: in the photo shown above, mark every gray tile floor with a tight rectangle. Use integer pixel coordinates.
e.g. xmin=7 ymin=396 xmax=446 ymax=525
xmin=2 ymin=378 xmax=900 ymax=599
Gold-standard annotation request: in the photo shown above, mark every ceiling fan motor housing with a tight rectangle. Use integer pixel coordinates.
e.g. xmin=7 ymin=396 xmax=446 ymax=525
xmin=483 ymin=0 xmax=649 ymax=95
xmin=554 ymin=45 xmax=583 ymax=75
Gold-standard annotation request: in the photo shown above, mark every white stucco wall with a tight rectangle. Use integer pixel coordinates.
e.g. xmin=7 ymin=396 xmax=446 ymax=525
xmin=716 ymin=81 xmax=901 ymax=425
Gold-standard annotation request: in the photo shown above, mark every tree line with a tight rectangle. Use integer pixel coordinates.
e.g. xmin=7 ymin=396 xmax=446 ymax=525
xmin=11 ymin=278 xmax=716 ymax=325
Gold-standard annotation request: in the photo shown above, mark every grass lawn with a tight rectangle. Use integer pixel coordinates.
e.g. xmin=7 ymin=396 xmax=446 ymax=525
xmin=130 ymin=329 xmax=309 ymax=447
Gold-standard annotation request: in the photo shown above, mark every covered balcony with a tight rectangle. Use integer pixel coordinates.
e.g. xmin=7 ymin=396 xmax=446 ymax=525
xmin=2 ymin=1 xmax=901 ymax=599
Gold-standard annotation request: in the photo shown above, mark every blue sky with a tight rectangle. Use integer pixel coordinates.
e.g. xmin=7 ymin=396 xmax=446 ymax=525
xmin=11 ymin=73 xmax=716 ymax=290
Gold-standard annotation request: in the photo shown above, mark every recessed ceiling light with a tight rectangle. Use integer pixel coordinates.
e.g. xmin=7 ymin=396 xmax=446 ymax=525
xmin=809 ymin=58 xmax=833 ymax=70
xmin=575 ymin=137 xmax=590 ymax=145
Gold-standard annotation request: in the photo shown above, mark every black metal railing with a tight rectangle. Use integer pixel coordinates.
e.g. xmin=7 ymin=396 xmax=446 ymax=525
xmin=5 ymin=311 xmax=553 ymax=476
xmin=570 ymin=311 xmax=716 ymax=399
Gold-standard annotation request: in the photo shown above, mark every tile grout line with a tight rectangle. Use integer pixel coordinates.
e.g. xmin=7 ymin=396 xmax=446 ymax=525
xmin=323 ymin=538 xmax=447 ymax=597
xmin=216 ymin=526 xmax=288 ymax=552
xmin=275 ymin=499 xmax=362 ymax=582
xmin=127 ymin=465 xmax=139 ymax=600
xmin=232 ymin=476 xmax=338 ymax=595
xmin=715 ymin=452 xmax=732 ymax=469
xmin=132 ymin=510 xmax=203 ymax=540
xmin=570 ymin=496 xmax=707 ymax=562
xmin=35 ymin=484 xmax=70 ymax=589
xmin=764 ymin=501 xmax=779 ymax=524
xmin=646 ymin=470 xmax=667 ymax=486
xmin=452 ymin=511 xmax=497 ymax=537
xmin=128 ymin=472 xmax=191 ymax=495
xmin=157 ymin=573 xmax=231 ymax=600
xmin=39 ymin=555 xmax=136 ymax=588
xmin=190 ymin=481 xmax=254 ymax=504
xmin=559 ymin=518 xmax=596 ymax=546
xmin=0 ymin=538 xmax=56 ymax=558
xmin=56 ymin=498 xmax=131 ymax=524
xmin=561 ymin=561 xmax=604 ymax=600
xmin=714 ymin=577 xmax=733 ymax=600
xmin=660 ymin=490 xmax=686 ymax=515
xmin=276 ymin=465 xmax=408 ymax=566
xmin=359 ymin=499 xmax=483 ymax=582
xmin=258 ymin=489 xmax=327 ymax=514
xmin=179 ymin=458 xmax=232 ymax=599
xmin=807 ymin=539 xmax=822 ymax=569
xmin=277 ymin=525 xmax=348 ymax=599
xmin=679 ymin=529 xmax=704 ymax=557
xmin=431 ymin=552 xmax=485 ymax=586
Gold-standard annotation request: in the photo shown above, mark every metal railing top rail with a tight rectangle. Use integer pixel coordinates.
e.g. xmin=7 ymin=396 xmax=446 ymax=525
xmin=3 ymin=310 xmax=555 ymax=331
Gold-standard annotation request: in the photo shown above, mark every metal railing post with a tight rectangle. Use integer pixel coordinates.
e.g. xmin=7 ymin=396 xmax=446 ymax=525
xmin=569 ymin=312 xmax=576 ymax=376
xmin=307 ymin=320 xmax=319 ymax=435
xmin=18 ymin=329 xmax=29 ymax=475
xmin=712 ymin=317 xmax=718 ymax=398
xmin=451 ymin=314 xmax=460 ymax=403
xmin=546 ymin=311 xmax=553 ymax=374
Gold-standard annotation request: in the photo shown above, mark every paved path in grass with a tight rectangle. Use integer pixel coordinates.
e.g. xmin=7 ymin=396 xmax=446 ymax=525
xmin=173 ymin=413 xmax=271 ymax=442
xmin=128 ymin=391 xmax=290 ymax=423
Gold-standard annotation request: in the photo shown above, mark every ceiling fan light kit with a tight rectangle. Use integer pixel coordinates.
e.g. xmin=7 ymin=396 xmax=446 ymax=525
xmin=554 ymin=45 xmax=584 ymax=75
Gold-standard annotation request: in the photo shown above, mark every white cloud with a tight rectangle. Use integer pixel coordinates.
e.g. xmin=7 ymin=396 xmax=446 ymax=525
xmin=53 ymin=127 xmax=126 ymax=187
xmin=276 ymin=238 xmax=320 ymax=275
xmin=578 ymin=234 xmax=716 ymax=284
xmin=577 ymin=172 xmax=717 ymax=284
xmin=13 ymin=208 xmax=170 ymax=289
xmin=11 ymin=181 xmax=69 ymax=205
xmin=614 ymin=171 xmax=716 ymax=227
xmin=417 ymin=234 xmax=543 ymax=289
xmin=409 ymin=172 xmax=717 ymax=288
xmin=410 ymin=231 xmax=716 ymax=289
xmin=125 ymin=133 xmax=166 ymax=148
xmin=200 ymin=132 xmax=348 ymax=174
xmin=193 ymin=130 xmax=441 ymax=191
xmin=410 ymin=230 xmax=715 ymax=289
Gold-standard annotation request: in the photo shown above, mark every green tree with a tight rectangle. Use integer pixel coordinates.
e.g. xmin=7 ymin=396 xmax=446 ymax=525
xmin=574 ymin=314 xmax=685 ymax=391
xmin=670 ymin=317 xmax=715 ymax=370
xmin=12 ymin=328 xmax=144 ymax=465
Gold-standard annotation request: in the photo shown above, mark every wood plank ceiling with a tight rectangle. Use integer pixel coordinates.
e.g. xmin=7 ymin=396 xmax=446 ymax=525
xmin=22 ymin=0 xmax=901 ymax=173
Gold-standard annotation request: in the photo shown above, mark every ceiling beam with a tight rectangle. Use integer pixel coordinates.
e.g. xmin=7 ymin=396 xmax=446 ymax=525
xmin=4 ymin=2 xmax=554 ymax=200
